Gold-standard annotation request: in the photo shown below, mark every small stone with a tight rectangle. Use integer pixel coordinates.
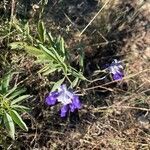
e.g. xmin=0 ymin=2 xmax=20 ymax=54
xmin=137 ymin=115 xmax=149 ymax=129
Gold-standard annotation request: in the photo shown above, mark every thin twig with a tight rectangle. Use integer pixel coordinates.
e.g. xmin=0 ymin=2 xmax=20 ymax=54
xmin=91 ymin=105 xmax=150 ymax=112
xmin=10 ymin=0 xmax=15 ymax=22
xmin=76 ymin=69 xmax=150 ymax=95
xmin=83 ymin=85 xmax=114 ymax=92
xmin=64 ymin=12 xmax=75 ymax=26
xmin=79 ymin=0 xmax=109 ymax=36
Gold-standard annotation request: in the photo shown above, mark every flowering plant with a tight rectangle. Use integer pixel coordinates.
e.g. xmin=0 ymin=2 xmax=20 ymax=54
xmin=46 ymin=84 xmax=81 ymax=117
xmin=107 ymin=59 xmax=124 ymax=80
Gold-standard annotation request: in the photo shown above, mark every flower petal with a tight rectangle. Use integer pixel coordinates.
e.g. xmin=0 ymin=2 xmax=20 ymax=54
xmin=69 ymin=103 xmax=76 ymax=112
xmin=113 ymin=72 xmax=123 ymax=80
xmin=45 ymin=91 xmax=59 ymax=105
xmin=60 ymin=105 xmax=69 ymax=117
xmin=72 ymin=96 xmax=81 ymax=109
xmin=69 ymin=96 xmax=81 ymax=112
xmin=107 ymin=59 xmax=124 ymax=81
xmin=57 ymin=92 xmax=72 ymax=105
xmin=57 ymin=84 xmax=73 ymax=105
xmin=59 ymin=84 xmax=74 ymax=98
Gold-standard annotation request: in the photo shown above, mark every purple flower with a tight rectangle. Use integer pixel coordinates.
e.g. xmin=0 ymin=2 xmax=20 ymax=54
xmin=46 ymin=84 xmax=81 ymax=117
xmin=108 ymin=59 xmax=124 ymax=80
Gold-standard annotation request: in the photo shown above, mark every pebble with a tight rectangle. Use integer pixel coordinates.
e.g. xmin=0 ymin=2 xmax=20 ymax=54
xmin=137 ymin=114 xmax=150 ymax=129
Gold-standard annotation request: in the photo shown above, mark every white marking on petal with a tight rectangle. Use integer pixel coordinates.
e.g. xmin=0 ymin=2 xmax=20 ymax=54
xmin=57 ymin=84 xmax=74 ymax=105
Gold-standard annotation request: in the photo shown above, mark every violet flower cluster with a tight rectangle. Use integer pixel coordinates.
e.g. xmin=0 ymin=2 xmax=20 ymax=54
xmin=46 ymin=84 xmax=81 ymax=117
xmin=107 ymin=59 xmax=124 ymax=80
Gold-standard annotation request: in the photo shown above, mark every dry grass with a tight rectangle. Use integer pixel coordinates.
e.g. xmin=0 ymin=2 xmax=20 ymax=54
xmin=0 ymin=0 xmax=149 ymax=149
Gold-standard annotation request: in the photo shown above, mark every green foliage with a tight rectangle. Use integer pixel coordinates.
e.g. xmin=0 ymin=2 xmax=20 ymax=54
xmin=10 ymin=20 xmax=87 ymax=88
xmin=38 ymin=21 xmax=46 ymax=43
xmin=0 ymin=73 xmax=30 ymax=140
xmin=51 ymin=77 xmax=65 ymax=92
xmin=3 ymin=111 xmax=15 ymax=140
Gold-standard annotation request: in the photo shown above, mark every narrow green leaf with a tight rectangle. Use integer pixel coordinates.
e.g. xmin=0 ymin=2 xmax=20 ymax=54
xmin=56 ymin=36 xmax=61 ymax=45
xmin=11 ymin=105 xmax=29 ymax=112
xmin=42 ymin=68 xmax=57 ymax=75
xmin=10 ymin=42 xmax=43 ymax=57
xmin=39 ymin=44 xmax=57 ymax=62
xmin=78 ymin=48 xmax=84 ymax=71
xmin=70 ymin=69 xmax=87 ymax=80
xmin=43 ymin=0 xmax=48 ymax=5
xmin=24 ymin=45 xmax=44 ymax=56
xmin=5 ymin=88 xmax=26 ymax=100
xmin=51 ymin=78 xmax=65 ymax=92
xmin=50 ymin=47 xmax=67 ymax=72
xmin=9 ymin=42 xmax=27 ymax=50
xmin=24 ymin=22 xmax=33 ymax=43
xmin=24 ymin=22 xmax=30 ymax=35
xmin=12 ymin=19 xmax=23 ymax=33
xmin=3 ymin=112 xmax=15 ymax=140
xmin=39 ymin=64 xmax=61 ymax=75
xmin=35 ymin=53 xmax=53 ymax=63
xmin=60 ymin=37 xmax=65 ymax=55
xmin=38 ymin=21 xmax=46 ymax=43
xmin=4 ymin=85 xmax=17 ymax=98
xmin=1 ymin=73 xmax=12 ymax=93
xmin=71 ymin=77 xmax=79 ymax=88
xmin=9 ymin=110 xmax=28 ymax=131
xmin=47 ymin=32 xmax=54 ymax=46
xmin=0 ymin=86 xmax=2 ymax=92
xmin=11 ymin=95 xmax=30 ymax=105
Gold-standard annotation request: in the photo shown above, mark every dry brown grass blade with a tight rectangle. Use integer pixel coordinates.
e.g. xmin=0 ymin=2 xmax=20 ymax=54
xmin=79 ymin=0 xmax=110 ymax=36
